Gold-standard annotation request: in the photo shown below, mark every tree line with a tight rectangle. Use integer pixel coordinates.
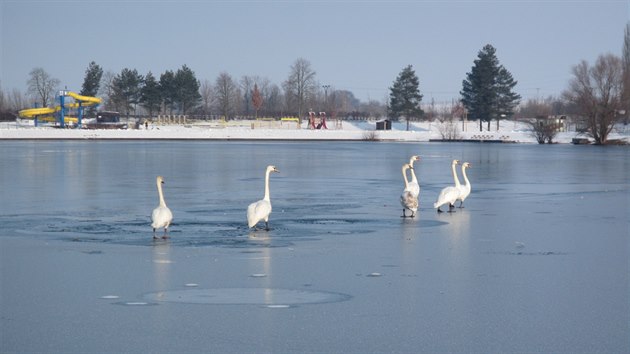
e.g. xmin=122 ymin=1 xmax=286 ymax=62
xmin=2 ymin=58 xmax=376 ymax=122
xmin=1 ymin=28 xmax=628 ymax=143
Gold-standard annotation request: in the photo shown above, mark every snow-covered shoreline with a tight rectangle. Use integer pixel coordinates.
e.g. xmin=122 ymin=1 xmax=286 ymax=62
xmin=1 ymin=119 xmax=627 ymax=144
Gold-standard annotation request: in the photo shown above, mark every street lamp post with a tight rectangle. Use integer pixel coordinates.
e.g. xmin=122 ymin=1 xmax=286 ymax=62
xmin=322 ymin=85 xmax=330 ymax=112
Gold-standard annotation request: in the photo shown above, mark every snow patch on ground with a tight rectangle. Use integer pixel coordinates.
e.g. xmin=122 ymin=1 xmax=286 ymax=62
xmin=1 ymin=119 xmax=628 ymax=144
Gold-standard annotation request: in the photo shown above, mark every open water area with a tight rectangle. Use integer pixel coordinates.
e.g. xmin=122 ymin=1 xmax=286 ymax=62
xmin=1 ymin=140 xmax=628 ymax=353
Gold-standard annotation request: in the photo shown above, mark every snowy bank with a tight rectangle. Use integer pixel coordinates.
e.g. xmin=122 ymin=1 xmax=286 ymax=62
xmin=1 ymin=120 xmax=628 ymax=144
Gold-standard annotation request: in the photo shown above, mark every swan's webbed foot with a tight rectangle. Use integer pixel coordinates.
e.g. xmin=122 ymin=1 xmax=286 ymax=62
xmin=458 ymin=201 xmax=465 ymax=208
xmin=448 ymin=204 xmax=456 ymax=213
xmin=437 ymin=208 xmax=443 ymax=213
xmin=264 ymin=222 xmax=270 ymax=231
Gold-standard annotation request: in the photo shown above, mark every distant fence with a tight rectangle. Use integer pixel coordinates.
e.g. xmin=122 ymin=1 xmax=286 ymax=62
xmin=155 ymin=115 xmax=188 ymax=125
xmin=251 ymin=118 xmax=300 ymax=130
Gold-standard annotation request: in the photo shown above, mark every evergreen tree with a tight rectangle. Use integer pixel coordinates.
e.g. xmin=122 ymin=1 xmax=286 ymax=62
xmin=174 ymin=65 xmax=201 ymax=115
xmin=140 ymin=71 xmax=162 ymax=119
xmin=388 ymin=65 xmax=424 ymax=131
xmin=159 ymin=70 xmax=177 ymax=114
xmin=80 ymin=61 xmax=103 ymax=117
xmin=461 ymin=44 xmax=520 ymax=131
xmin=111 ymin=68 xmax=143 ymax=119
xmin=80 ymin=61 xmax=103 ymax=97
xmin=495 ymin=66 xmax=521 ymax=129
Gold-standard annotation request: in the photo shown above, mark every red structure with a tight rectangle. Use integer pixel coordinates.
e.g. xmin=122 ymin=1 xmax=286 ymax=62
xmin=308 ymin=111 xmax=328 ymax=129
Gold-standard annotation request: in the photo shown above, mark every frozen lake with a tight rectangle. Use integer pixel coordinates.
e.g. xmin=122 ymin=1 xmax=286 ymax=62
xmin=1 ymin=141 xmax=628 ymax=353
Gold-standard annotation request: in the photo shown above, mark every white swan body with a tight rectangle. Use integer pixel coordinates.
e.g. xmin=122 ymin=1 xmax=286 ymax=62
xmin=434 ymin=160 xmax=460 ymax=213
xmin=457 ymin=162 xmax=472 ymax=207
xmin=151 ymin=176 xmax=173 ymax=238
xmin=407 ymin=155 xmax=420 ymax=198
xmin=247 ymin=165 xmax=279 ymax=230
xmin=400 ymin=163 xmax=418 ymax=217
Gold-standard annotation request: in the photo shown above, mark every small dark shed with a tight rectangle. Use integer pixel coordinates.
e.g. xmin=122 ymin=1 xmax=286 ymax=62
xmin=376 ymin=119 xmax=392 ymax=130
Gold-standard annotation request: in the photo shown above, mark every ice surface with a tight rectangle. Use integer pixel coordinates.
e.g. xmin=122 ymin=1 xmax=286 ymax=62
xmin=0 ymin=141 xmax=628 ymax=353
xmin=143 ymin=288 xmax=351 ymax=306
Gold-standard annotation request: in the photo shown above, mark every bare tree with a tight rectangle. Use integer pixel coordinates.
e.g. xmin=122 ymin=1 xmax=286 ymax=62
xmin=265 ymin=84 xmax=283 ymax=117
xmin=240 ymin=75 xmax=256 ymax=117
xmin=622 ymin=22 xmax=630 ymax=124
xmin=526 ymin=119 xmax=559 ymax=144
xmin=252 ymin=83 xmax=263 ymax=118
xmin=424 ymin=97 xmax=437 ymax=121
xmin=0 ymin=84 xmax=7 ymax=118
xmin=0 ymin=85 xmax=23 ymax=120
xmin=359 ymin=99 xmax=386 ymax=119
xmin=283 ymin=58 xmax=317 ymax=121
xmin=9 ymin=89 xmax=27 ymax=111
xmin=99 ymin=70 xmax=116 ymax=111
xmin=518 ymin=97 xmax=553 ymax=118
xmin=0 ymin=84 xmax=5 ymax=110
xmin=215 ymin=72 xmax=238 ymax=120
xmin=7 ymin=89 xmax=27 ymax=112
xmin=199 ymin=79 xmax=215 ymax=116
xmin=563 ymin=53 xmax=623 ymax=144
xmin=27 ymin=68 xmax=60 ymax=108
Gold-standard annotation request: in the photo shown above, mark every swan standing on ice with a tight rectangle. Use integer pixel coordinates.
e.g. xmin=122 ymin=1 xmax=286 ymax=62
xmin=247 ymin=165 xmax=280 ymax=230
xmin=407 ymin=155 xmax=421 ymax=198
xmin=400 ymin=163 xmax=418 ymax=218
xmin=151 ymin=176 xmax=173 ymax=239
xmin=457 ymin=162 xmax=472 ymax=208
xmin=434 ymin=160 xmax=460 ymax=213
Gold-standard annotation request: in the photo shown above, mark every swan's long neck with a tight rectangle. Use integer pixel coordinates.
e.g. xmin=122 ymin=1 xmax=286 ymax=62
xmin=461 ymin=165 xmax=470 ymax=187
xmin=452 ymin=162 xmax=461 ymax=188
xmin=402 ymin=165 xmax=409 ymax=189
xmin=263 ymin=169 xmax=271 ymax=201
xmin=157 ymin=180 xmax=167 ymax=207
xmin=409 ymin=166 xmax=418 ymax=183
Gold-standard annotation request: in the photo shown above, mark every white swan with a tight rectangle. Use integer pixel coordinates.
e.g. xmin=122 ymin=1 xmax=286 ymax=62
xmin=247 ymin=165 xmax=279 ymax=230
xmin=400 ymin=163 xmax=418 ymax=218
xmin=433 ymin=160 xmax=460 ymax=213
xmin=151 ymin=176 xmax=173 ymax=239
xmin=451 ymin=159 xmax=461 ymax=191
xmin=457 ymin=162 xmax=472 ymax=208
xmin=407 ymin=155 xmax=420 ymax=198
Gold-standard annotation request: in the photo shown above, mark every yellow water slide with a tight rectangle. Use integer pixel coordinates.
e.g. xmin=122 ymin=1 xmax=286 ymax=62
xmin=65 ymin=91 xmax=101 ymax=107
xmin=18 ymin=106 xmax=60 ymax=118
xmin=18 ymin=91 xmax=102 ymax=122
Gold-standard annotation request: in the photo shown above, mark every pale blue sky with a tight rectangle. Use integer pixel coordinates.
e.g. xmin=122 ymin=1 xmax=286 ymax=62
xmin=1 ymin=0 xmax=628 ymax=105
